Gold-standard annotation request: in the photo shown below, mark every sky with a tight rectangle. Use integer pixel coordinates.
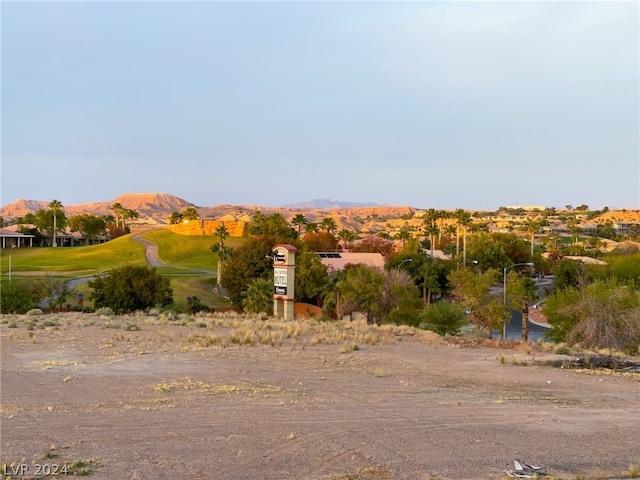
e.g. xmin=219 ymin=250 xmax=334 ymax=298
xmin=1 ymin=1 xmax=639 ymax=211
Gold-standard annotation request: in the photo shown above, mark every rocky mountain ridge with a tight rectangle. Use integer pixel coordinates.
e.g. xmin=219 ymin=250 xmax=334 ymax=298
xmin=0 ymin=193 xmax=416 ymax=229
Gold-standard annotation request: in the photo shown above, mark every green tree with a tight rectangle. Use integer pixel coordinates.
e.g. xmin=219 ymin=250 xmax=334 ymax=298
xmin=169 ymin=211 xmax=183 ymax=224
xmin=291 ymin=214 xmax=308 ymax=237
xmin=0 ymin=279 xmax=42 ymax=313
xmin=40 ymin=275 xmax=76 ymax=310
xmin=448 ymin=267 xmax=503 ymax=337
xmin=394 ymin=227 xmax=412 ymax=249
xmin=250 ymin=212 xmax=296 ymax=239
xmin=221 ymin=234 xmax=284 ymax=305
xmin=68 ymin=214 xmax=107 ymax=241
xmin=111 ymin=203 xmax=126 ymax=229
xmin=544 ymin=279 xmax=640 ymax=352
xmin=48 ymin=199 xmax=63 ymax=247
xmin=294 ymin=248 xmax=329 ymax=304
xmin=338 ymin=229 xmax=358 ymax=251
xmin=182 ymin=207 xmax=199 ymax=220
xmin=123 ymin=208 xmax=140 ymax=232
xmin=88 ymin=265 xmax=173 ymax=313
xmin=454 ymin=209 xmax=472 ymax=265
xmin=421 ymin=301 xmax=467 ymax=336
xmin=210 ymin=224 xmax=232 ymax=287
xmin=320 ymin=216 xmax=338 ymax=233
xmin=305 ymin=222 xmax=318 ymax=234
xmin=383 ymin=269 xmax=422 ymax=327
xmin=338 ymin=264 xmax=385 ymax=324
xmin=506 ymin=274 xmax=539 ymax=342
xmin=242 ymin=278 xmax=273 ymax=315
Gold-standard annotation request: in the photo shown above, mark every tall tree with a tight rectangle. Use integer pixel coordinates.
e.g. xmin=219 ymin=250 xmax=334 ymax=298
xmin=210 ymin=224 xmax=231 ymax=287
xmin=320 ymin=216 xmax=338 ymax=233
xmin=506 ymin=274 xmax=539 ymax=342
xmin=448 ymin=267 xmax=503 ymax=338
xmin=48 ymin=199 xmax=63 ymax=247
xmin=124 ymin=208 xmax=140 ymax=231
xmin=338 ymin=264 xmax=385 ymax=324
xmin=454 ymin=209 xmax=472 ymax=266
xmin=394 ymin=226 xmax=412 ymax=250
xmin=291 ymin=214 xmax=308 ymax=237
xmin=111 ymin=203 xmax=125 ymax=229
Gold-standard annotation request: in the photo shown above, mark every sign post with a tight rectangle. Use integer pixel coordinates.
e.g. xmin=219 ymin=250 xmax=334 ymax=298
xmin=270 ymin=244 xmax=296 ymax=320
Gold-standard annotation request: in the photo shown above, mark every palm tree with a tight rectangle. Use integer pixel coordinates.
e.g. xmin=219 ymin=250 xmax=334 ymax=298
xmin=124 ymin=208 xmax=140 ymax=231
xmin=211 ymin=224 xmax=231 ymax=287
xmin=111 ymin=203 xmax=125 ymax=229
xmin=242 ymin=278 xmax=273 ymax=315
xmin=518 ymin=277 xmax=539 ymax=342
xmin=394 ymin=226 xmax=412 ymax=250
xmin=523 ymin=218 xmax=543 ymax=257
xmin=291 ymin=213 xmax=308 ymax=237
xmin=182 ymin=207 xmax=200 ymax=221
xmin=454 ymin=209 xmax=472 ymax=266
xmin=320 ymin=216 xmax=337 ymax=233
xmin=423 ymin=224 xmax=439 ymax=257
xmin=305 ymin=222 xmax=319 ymax=234
xmin=48 ymin=199 xmax=63 ymax=247
xmin=169 ymin=211 xmax=183 ymax=224
xmin=337 ymin=229 xmax=357 ymax=251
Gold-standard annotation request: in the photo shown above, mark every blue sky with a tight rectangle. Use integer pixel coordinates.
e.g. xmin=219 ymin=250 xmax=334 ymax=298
xmin=2 ymin=1 xmax=639 ymax=211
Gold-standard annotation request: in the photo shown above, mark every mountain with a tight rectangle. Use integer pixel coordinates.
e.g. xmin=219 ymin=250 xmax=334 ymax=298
xmin=0 ymin=193 xmax=195 ymax=220
xmin=282 ymin=199 xmax=380 ymax=209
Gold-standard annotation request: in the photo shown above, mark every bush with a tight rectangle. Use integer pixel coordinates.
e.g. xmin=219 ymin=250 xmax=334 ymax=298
xmin=421 ymin=302 xmax=467 ymax=336
xmin=26 ymin=308 xmax=44 ymax=316
xmin=0 ymin=279 xmax=42 ymax=314
xmin=88 ymin=266 xmax=173 ymax=314
xmin=95 ymin=307 xmax=115 ymax=316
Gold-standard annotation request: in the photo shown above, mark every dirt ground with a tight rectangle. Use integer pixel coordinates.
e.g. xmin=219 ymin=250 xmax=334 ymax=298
xmin=1 ymin=313 xmax=638 ymax=480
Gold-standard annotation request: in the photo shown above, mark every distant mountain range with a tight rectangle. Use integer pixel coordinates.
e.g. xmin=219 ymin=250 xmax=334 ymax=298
xmin=0 ymin=193 xmax=383 ymax=220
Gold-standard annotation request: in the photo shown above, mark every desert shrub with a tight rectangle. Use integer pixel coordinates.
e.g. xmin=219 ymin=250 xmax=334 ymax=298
xmin=94 ymin=307 xmax=115 ymax=316
xmin=88 ymin=265 xmax=173 ymax=314
xmin=545 ymin=279 xmax=640 ymax=352
xmin=26 ymin=308 xmax=44 ymax=316
xmin=421 ymin=301 xmax=467 ymax=336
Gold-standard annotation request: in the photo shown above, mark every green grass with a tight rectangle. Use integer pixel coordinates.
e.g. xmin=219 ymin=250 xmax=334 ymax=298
xmin=168 ymin=275 xmax=231 ymax=308
xmin=1 ymin=229 xmax=244 ymax=309
xmin=141 ymin=229 xmax=245 ymax=270
xmin=1 ymin=233 xmax=146 ymax=273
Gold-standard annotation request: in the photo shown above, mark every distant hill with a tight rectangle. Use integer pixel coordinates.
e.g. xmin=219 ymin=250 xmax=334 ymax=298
xmin=0 ymin=193 xmax=195 ymax=220
xmin=282 ymin=199 xmax=379 ymax=209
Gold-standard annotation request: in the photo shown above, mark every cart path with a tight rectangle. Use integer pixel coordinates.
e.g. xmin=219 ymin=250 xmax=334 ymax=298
xmin=131 ymin=232 xmax=216 ymax=275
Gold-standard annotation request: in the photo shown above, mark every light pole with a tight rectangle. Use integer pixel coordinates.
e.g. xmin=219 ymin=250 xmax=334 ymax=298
xmin=9 ymin=244 xmax=16 ymax=283
xmin=397 ymin=258 xmax=412 ymax=274
xmin=502 ymin=262 xmax=534 ymax=340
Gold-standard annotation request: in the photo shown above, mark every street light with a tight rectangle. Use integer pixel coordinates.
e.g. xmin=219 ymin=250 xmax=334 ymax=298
xmin=502 ymin=262 xmax=534 ymax=340
xmin=9 ymin=244 xmax=16 ymax=283
xmin=397 ymin=258 xmax=412 ymax=274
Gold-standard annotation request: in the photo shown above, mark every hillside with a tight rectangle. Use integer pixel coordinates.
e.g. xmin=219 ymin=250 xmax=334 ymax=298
xmin=0 ymin=193 xmax=195 ymax=220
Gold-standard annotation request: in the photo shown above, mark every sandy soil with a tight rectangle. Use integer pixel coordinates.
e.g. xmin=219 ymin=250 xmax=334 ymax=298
xmin=1 ymin=314 xmax=638 ymax=480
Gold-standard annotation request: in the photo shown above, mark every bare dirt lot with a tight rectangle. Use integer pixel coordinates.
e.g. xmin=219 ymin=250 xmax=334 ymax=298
xmin=1 ymin=313 xmax=639 ymax=480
